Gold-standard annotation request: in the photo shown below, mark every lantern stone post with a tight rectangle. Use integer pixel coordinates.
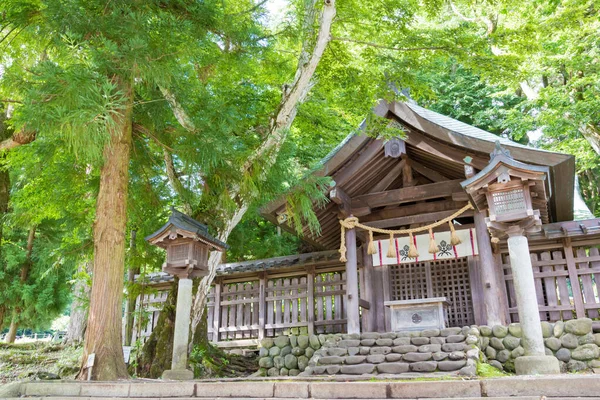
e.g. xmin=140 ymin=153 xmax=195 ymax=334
xmin=146 ymin=208 xmax=228 ymax=380
xmin=461 ymin=142 xmax=559 ymax=375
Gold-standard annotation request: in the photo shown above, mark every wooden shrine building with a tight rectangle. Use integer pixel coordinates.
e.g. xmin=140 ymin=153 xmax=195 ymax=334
xmin=131 ymin=100 xmax=600 ymax=348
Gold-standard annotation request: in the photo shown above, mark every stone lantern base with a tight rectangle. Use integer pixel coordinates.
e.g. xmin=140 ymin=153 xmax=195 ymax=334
xmin=162 ymin=369 xmax=194 ymax=380
xmin=515 ymin=355 xmax=560 ymax=375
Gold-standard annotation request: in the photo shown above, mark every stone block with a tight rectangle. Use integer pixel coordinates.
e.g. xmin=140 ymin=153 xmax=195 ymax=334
xmin=441 ymin=343 xmax=466 ymax=352
xmin=285 ymin=354 xmax=298 ymax=369
xmin=274 ymin=382 xmax=309 ymax=398
xmin=327 ymin=347 xmax=347 ymax=357
xmin=259 ymin=357 xmax=274 ymax=368
xmin=410 ymin=361 xmax=437 ymax=372
xmin=389 ymin=380 xmax=480 ymax=398
xmin=483 ymin=375 xmax=600 ymax=397
xmin=261 ymin=337 xmax=274 ymax=348
xmin=386 ymin=353 xmax=403 ymax=362
xmin=319 ymin=355 xmax=344 ymax=365
xmin=565 ymin=318 xmax=593 ymax=335
xmin=338 ymin=339 xmax=361 ymax=348
xmin=461 ymin=326 xmax=471 ymax=336
xmin=292 ymin=346 xmax=305 ymax=356
xmin=567 ymin=359 xmax=588 ymax=372
xmin=594 ymin=333 xmax=600 ymax=346
xmin=280 ymin=367 xmax=289 ymax=376
xmin=342 ymin=333 xmax=361 ymax=340
xmin=26 ymin=383 xmax=80 ymax=397
xmin=489 ymin=360 xmax=503 ymax=370
xmin=503 ymin=335 xmax=520 ymax=350
xmin=430 ymin=336 xmax=446 ymax=345
xmin=511 ymin=346 xmax=525 ymax=358
xmin=421 ymin=329 xmax=440 ymax=337
xmin=345 ymin=355 xmax=367 ymax=364
xmin=305 ymin=347 xmax=315 ymax=358
xmin=309 ymin=334 xmax=321 ymax=349
xmin=541 ymin=321 xmax=553 ymax=338
xmin=508 ymin=323 xmax=522 ymax=338
xmin=468 ymin=327 xmax=480 ymax=336
xmin=347 ymin=346 xmax=359 ymax=356
xmin=318 ymin=334 xmax=328 ymax=345
xmin=259 ymin=347 xmax=269 ymax=357
xmin=274 ymin=356 xmax=284 ymax=369
xmin=418 ymin=344 xmax=441 ymax=353
xmin=196 ymin=382 xmax=273 ymax=398
xmin=492 ymin=325 xmax=509 ymax=338
xmin=275 ymin=335 xmax=290 ymax=348
xmin=370 ymin=346 xmax=391 ymax=355
xmin=280 ymin=345 xmax=292 ymax=356
xmin=556 ymin=347 xmax=571 ymax=362
xmin=448 ymin=350 xmax=466 ymax=360
xmin=440 ymin=327 xmax=462 ymax=337
xmin=403 ymin=352 xmax=432 ymax=362
xmin=360 ymin=332 xmax=380 ymax=340
xmin=496 ymin=350 xmax=510 ymax=363
xmin=269 ymin=346 xmax=281 ymax=356
xmin=360 ymin=339 xmax=376 ymax=346
xmin=571 ymin=343 xmax=600 ymax=361
xmin=392 ymin=344 xmax=417 ymax=354
xmin=366 ymin=354 xmax=386 ymax=363
xmin=515 ymin=355 xmax=560 ymax=375
xmin=380 ymin=332 xmax=397 ymax=339
xmin=411 ymin=337 xmax=430 ymax=345
xmin=377 ymin=362 xmax=410 ymax=374
xmin=466 ymin=335 xmax=478 ymax=345
xmin=339 ymin=364 xmax=376 ymax=375
xmin=578 ymin=332 xmax=595 ymax=345
xmin=485 ymin=346 xmax=496 ymax=359
xmin=297 ymin=335 xmax=310 ymax=349
xmin=311 ymin=382 xmax=385 ymax=398
xmin=326 ymin=365 xmax=341 ymax=374
xmin=458 ymin=364 xmax=477 ymax=376
xmin=479 ymin=336 xmax=489 ymax=350
xmin=545 ymin=336 xmax=562 ymax=351
xmin=393 ymin=337 xmax=411 ymax=346
xmin=359 ymin=346 xmax=370 ymax=355
xmin=289 ymin=334 xmax=298 ymax=347
xmin=479 ymin=325 xmax=492 ymax=336
xmin=312 ymin=366 xmax=327 ymax=374
xmin=554 ymin=320 xmax=565 ymax=337
xmin=490 ymin=337 xmax=505 ymax=350
xmin=289 ymin=368 xmax=300 ymax=376
xmin=432 ymin=351 xmax=448 ymax=361
xmin=298 ymin=355 xmax=309 ymax=371
xmin=445 ymin=334 xmax=465 ymax=343
xmin=375 ymin=338 xmax=393 ymax=346
xmin=561 ymin=333 xmax=579 ymax=349
xmin=437 ymin=359 xmax=467 ymax=371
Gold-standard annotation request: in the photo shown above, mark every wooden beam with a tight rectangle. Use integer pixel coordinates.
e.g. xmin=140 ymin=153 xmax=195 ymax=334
xmin=402 ymin=158 xmax=415 ymax=187
xmin=352 ymin=179 xmax=464 ymax=209
xmin=369 ymin=159 xmax=406 ymax=193
xmin=411 ymin=160 xmax=449 ymax=182
xmin=332 ymin=139 xmax=385 ymax=187
xmin=364 ymin=208 xmax=475 ymax=229
xmin=330 ymin=185 xmax=352 ymax=218
xmin=361 ymin=200 xmax=466 ymax=223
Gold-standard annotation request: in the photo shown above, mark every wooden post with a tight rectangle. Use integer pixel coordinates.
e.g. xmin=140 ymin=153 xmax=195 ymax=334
xmin=345 ymin=225 xmax=360 ymax=334
xmin=258 ymin=272 xmax=266 ymax=340
xmin=563 ymin=238 xmax=586 ymax=318
xmin=381 ymin=264 xmax=392 ymax=332
xmin=360 ymin=246 xmax=375 ymax=332
xmin=212 ymin=278 xmax=221 ymax=344
xmin=306 ymin=267 xmax=315 ymax=335
xmin=474 ymin=211 xmax=509 ymax=326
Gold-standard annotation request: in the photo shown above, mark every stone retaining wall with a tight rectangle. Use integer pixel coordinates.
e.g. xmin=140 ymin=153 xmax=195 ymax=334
xmin=479 ymin=318 xmax=600 ymax=373
xmin=256 ymin=318 xmax=600 ymax=377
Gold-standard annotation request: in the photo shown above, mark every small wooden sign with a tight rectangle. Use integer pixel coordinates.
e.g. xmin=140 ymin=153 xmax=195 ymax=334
xmin=122 ymin=346 xmax=132 ymax=363
xmin=87 ymin=353 xmax=96 ymax=368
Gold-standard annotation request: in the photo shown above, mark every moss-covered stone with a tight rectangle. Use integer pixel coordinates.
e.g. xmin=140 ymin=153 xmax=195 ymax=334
xmin=479 ymin=326 xmax=492 ymax=337
xmin=503 ymin=335 xmax=520 ymax=351
xmin=507 ymin=323 xmax=522 ymax=338
xmin=571 ymin=344 xmax=600 ymax=361
xmin=309 ymin=335 xmax=320 ymax=349
xmin=554 ymin=320 xmax=564 ymax=337
xmin=578 ymin=333 xmax=595 ymax=345
xmin=291 ymin=347 xmax=304 ymax=356
xmin=273 ymin=356 xmax=284 ymax=369
xmin=540 ymin=321 xmax=553 ymax=338
xmin=561 ymin=333 xmax=579 ymax=349
xmin=565 ymin=318 xmax=593 ymax=335
xmin=305 ymin=347 xmax=315 ymax=358
xmin=267 ymin=367 xmax=279 ymax=376
xmin=492 ymin=325 xmax=508 ymax=338
xmin=280 ymin=345 xmax=292 ymax=357
xmin=289 ymin=335 xmax=298 ymax=348
xmin=545 ymin=337 xmax=562 ymax=352
xmin=298 ymin=355 xmax=309 ymax=371
xmin=259 ymin=357 xmax=274 ymax=368
xmin=511 ymin=346 xmax=524 ymax=358
xmin=284 ymin=354 xmax=298 ymax=369
xmin=274 ymin=335 xmax=290 ymax=348
xmin=269 ymin=346 xmax=280 ymax=357
xmin=556 ymin=348 xmax=571 ymax=362
xmin=297 ymin=335 xmax=310 ymax=349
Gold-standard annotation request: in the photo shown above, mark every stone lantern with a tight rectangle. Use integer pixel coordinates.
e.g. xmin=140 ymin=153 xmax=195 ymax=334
xmin=461 ymin=142 xmax=559 ymax=375
xmin=146 ymin=208 xmax=228 ymax=380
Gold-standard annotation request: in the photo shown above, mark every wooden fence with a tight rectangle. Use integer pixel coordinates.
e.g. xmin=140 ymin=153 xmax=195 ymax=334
xmin=502 ymin=238 xmax=600 ymax=322
xmin=208 ymin=268 xmax=347 ymax=345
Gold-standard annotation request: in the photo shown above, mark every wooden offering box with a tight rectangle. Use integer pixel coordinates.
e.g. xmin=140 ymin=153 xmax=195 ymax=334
xmin=384 ymin=297 xmax=450 ymax=332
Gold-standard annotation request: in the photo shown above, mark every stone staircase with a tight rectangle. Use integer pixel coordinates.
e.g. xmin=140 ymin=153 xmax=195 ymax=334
xmin=2 ymin=375 xmax=600 ymax=399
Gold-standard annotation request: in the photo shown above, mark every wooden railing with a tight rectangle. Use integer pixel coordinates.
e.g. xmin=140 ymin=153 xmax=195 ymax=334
xmin=501 ymin=236 xmax=600 ymax=322
xmin=208 ymin=267 xmax=348 ymax=346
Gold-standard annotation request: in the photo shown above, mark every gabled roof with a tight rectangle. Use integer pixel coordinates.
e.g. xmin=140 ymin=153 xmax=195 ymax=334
xmin=146 ymin=208 xmax=229 ymax=250
xmin=262 ymin=100 xmax=575 ymax=250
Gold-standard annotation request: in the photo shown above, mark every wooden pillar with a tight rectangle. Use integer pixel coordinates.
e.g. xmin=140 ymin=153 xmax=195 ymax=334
xmin=360 ymin=246 xmax=375 ymax=332
xmin=258 ymin=272 xmax=267 ymax=340
xmin=474 ymin=210 xmax=509 ymax=326
xmin=306 ymin=267 xmax=315 ymax=335
xmin=212 ymin=278 xmax=221 ymax=344
xmin=345 ymin=226 xmax=360 ymax=334
xmin=563 ymin=238 xmax=586 ymax=318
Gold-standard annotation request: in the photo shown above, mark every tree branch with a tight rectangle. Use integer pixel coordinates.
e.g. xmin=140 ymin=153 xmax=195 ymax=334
xmin=163 ymin=149 xmax=193 ymax=215
xmin=331 ymin=37 xmax=449 ymax=52
xmin=0 ymin=128 xmax=36 ymax=151
xmin=159 ymin=86 xmax=197 ymax=133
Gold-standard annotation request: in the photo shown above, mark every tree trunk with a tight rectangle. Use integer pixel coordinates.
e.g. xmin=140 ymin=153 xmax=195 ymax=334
xmin=77 ymin=81 xmax=133 ymax=381
xmin=66 ymin=261 xmax=92 ymax=346
xmin=5 ymin=314 xmax=18 ymax=343
xmin=124 ymin=230 xmax=138 ymax=346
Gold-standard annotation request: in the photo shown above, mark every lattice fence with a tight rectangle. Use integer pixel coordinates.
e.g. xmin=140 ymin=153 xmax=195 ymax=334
xmin=502 ymin=241 xmax=600 ymax=322
xmin=218 ymin=281 xmax=260 ymax=340
xmin=389 ymin=257 xmax=475 ymax=327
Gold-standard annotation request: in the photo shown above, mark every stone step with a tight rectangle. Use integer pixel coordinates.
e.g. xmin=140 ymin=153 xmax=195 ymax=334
xmin=13 ymin=375 xmax=600 ymax=399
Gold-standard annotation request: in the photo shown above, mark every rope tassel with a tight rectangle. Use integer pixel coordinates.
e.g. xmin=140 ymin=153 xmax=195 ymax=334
xmin=339 ymin=223 xmax=347 ymax=262
xmin=386 ymin=233 xmax=396 ymax=258
xmin=449 ymin=221 xmax=462 ymax=246
xmin=367 ymin=230 xmax=377 ymax=255
xmin=428 ymin=228 xmax=439 ymax=254
xmin=407 ymin=232 xmax=419 ymax=259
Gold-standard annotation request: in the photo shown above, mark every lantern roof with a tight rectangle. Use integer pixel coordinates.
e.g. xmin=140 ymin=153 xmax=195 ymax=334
xmin=145 ymin=208 xmax=228 ymax=251
xmin=461 ymin=141 xmax=551 ymax=215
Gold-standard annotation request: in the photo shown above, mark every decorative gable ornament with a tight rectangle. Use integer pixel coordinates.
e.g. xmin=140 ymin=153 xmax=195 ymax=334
xmin=384 ymin=137 xmax=406 ymax=158
xmin=146 ymin=208 xmax=228 ymax=278
xmin=461 ymin=141 xmax=551 ymax=239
